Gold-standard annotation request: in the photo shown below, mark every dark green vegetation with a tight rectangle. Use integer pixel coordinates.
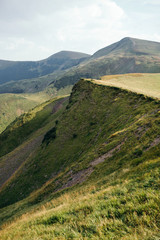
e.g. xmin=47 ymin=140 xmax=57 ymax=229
xmin=0 ymin=79 xmax=160 ymax=239
xmin=0 ymin=37 xmax=160 ymax=94
xmin=42 ymin=126 xmax=57 ymax=145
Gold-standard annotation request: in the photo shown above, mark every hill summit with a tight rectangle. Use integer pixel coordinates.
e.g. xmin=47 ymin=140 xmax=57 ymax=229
xmin=47 ymin=51 xmax=90 ymax=60
xmin=92 ymin=37 xmax=160 ymax=58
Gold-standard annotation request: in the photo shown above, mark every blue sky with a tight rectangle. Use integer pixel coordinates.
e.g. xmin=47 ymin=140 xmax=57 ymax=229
xmin=0 ymin=0 xmax=160 ymax=60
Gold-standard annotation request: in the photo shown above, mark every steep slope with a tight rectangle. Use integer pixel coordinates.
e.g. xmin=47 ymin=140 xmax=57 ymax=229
xmin=0 ymin=79 xmax=160 ymax=240
xmin=0 ymin=96 xmax=68 ymax=190
xmin=0 ymin=96 xmax=69 ymax=158
xmin=0 ymin=51 xmax=90 ymax=86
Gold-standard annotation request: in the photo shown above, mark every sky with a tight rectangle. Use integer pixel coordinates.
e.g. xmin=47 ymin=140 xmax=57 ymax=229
xmin=0 ymin=0 xmax=160 ymax=61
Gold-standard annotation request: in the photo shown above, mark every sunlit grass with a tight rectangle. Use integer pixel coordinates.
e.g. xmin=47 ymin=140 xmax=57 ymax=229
xmin=1 ymin=159 xmax=160 ymax=240
xmin=94 ymin=73 xmax=160 ymax=99
xmin=0 ymin=86 xmax=72 ymax=134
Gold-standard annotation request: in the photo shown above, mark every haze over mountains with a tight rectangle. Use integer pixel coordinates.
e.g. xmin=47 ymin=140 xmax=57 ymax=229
xmin=0 ymin=37 xmax=160 ymax=94
xmin=0 ymin=51 xmax=90 ymax=85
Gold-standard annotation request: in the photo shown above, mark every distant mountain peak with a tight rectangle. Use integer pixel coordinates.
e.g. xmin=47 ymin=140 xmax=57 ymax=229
xmin=92 ymin=37 xmax=160 ymax=59
xmin=47 ymin=51 xmax=91 ymax=60
xmin=120 ymin=37 xmax=132 ymax=41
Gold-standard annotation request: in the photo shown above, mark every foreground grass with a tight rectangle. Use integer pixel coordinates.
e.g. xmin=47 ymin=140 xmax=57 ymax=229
xmin=0 ymin=156 xmax=160 ymax=239
xmin=94 ymin=73 xmax=160 ymax=99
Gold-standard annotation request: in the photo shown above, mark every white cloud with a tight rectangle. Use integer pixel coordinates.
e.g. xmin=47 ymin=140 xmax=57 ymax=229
xmin=0 ymin=0 xmax=159 ymax=60
xmin=0 ymin=0 xmax=126 ymax=60
xmin=144 ymin=0 xmax=160 ymax=5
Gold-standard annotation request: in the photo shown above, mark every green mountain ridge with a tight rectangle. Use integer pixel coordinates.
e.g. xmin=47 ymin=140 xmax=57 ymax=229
xmin=92 ymin=37 xmax=160 ymax=58
xmin=53 ymin=37 xmax=160 ymax=90
xmin=0 ymin=79 xmax=160 ymax=239
xmin=0 ymin=37 xmax=160 ymax=94
xmin=0 ymin=51 xmax=90 ymax=85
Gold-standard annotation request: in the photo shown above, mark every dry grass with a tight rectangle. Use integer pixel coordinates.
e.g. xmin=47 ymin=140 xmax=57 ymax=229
xmin=94 ymin=73 xmax=160 ymax=99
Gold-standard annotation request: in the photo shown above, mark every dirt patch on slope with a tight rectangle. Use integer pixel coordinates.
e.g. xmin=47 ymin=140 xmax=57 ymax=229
xmin=57 ymin=168 xmax=93 ymax=191
xmin=145 ymin=136 xmax=160 ymax=151
xmin=16 ymin=108 xmax=24 ymax=116
xmin=52 ymin=98 xmax=67 ymax=114
xmin=56 ymin=142 xmax=124 ymax=192
xmin=91 ymin=142 xmax=123 ymax=167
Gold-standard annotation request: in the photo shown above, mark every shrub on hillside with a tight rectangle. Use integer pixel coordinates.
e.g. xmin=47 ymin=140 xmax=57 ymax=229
xmin=42 ymin=127 xmax=56 ymax=145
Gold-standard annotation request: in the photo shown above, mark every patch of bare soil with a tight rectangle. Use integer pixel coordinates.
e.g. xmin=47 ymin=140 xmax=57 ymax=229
xmin=58 ymin=168 xmax=93 ymax=191
xmin=52 ymin=98 xmax=67 ymax=114
xmin=91 ymin=142 xmax=124 ymax=166
xmin=56 ymin=141 xmax=124 ymax=192
xmin=16 ymin=108 xmax=24 ymax=116
xmin=134 ymin=126 xmax=148 ymax=139
xmin=145 ymin=136 xmax=160 ymax=151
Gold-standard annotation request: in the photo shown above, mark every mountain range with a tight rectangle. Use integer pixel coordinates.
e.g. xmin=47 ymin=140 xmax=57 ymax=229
xmin=0 ymin=37 xmax=160 ymax=94
xmin=0 ymin=51 xmax=90 ymax=85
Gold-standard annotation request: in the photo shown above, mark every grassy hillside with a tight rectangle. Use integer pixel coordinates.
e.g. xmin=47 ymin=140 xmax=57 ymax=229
xmin=0 ymin=95 xmax=69 ymax=158
xmin=0 ymin=86 xmax=72 ymax=134
xmin=94 ymin=73 xmax=160 ymax=99
xmin=0 ymin=92 xmax=50 ymax=133
xmin=0 ymin=79 xmax=160 ymax=239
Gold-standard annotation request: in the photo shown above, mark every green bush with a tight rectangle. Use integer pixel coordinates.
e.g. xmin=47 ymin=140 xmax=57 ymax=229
xmin=42 ymin=127 xmax=56 ymax=145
